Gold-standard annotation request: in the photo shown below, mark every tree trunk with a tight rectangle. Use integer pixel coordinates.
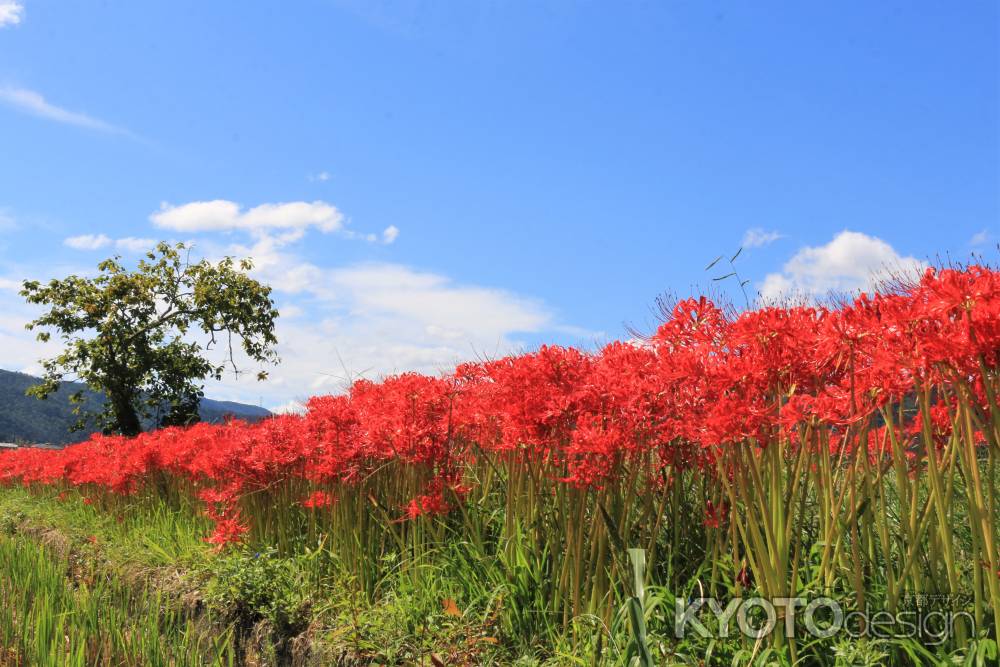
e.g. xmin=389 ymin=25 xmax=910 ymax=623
xmin=108 ymin=390 xmax=142 ymax=437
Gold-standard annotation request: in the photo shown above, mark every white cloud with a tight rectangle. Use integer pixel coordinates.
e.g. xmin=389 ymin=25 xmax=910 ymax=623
xmin=0 ymin=209 xmax=15 ymax=231
xmin=343 ymin=225 xmax=400 ymax=245
xmin=64 ymin=234 xmax=156 ymax=253
xmin=113 ymin=237 xmax=157 ymax=253
xmin=971 ymin=229 xmax=991 ymax=246
xmin=0 ymin=290 xmax=61 ymax=378
xmin=331 ymin=263 xmax=550 ymax=338
xmin=151 ymin=200 xmax=344 ymax=235
xmin=272 ymin=400 xmax=307 ymax=415
xmin=308 ymin=171 xmax=331 ymax=182
xmin=0 ymin=87 xmax=129 ymax=134
xmin=0 ymin=1 xmax=23 ymax=28
xmin=760 ymin=230 xmax=925 ymax=302
xmin=64 ymin=233 xmax=112 ymax=250
xmin=226 ymin=231 xmax=551 ymax=341
xmin=742 ymin=228 xmax=783 ymax=248
xmin=195 ymin=229 xmax=569 ymax=408
xmin=154 ymin=199 xmax=396 ymax=248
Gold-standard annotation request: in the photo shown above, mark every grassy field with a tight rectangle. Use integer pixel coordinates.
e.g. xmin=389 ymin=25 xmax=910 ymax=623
xmin=0 ymin=503 xmax=234 ymax=666
xmin=1 ymin=468 xmax=997 ymax=667
xmin=0 ymin=487 xmax=518 ymax=665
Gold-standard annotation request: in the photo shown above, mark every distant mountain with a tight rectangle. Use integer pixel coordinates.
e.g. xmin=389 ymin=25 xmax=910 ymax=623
xmin=0 ymin=369 xmax=271 ymax=446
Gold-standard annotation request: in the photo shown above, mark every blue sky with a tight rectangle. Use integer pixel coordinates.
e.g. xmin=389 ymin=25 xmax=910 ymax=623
xmin=0 ymin=1 xmax=996 ymax=411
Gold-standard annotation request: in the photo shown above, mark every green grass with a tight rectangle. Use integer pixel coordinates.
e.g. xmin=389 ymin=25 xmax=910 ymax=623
xmin=2 ymin=467 xmax=1000 ymax=666
xmin=0 ymin=484 xmax=213 ymax=571
xmin=0 ymin=487 xmax=517 ymax=665
xmin=0 ymin=531 xmax=236 ymax=666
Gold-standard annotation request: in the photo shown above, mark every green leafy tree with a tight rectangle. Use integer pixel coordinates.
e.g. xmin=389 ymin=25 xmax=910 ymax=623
xmin=21 ymin=242 xmax=279 ymax=436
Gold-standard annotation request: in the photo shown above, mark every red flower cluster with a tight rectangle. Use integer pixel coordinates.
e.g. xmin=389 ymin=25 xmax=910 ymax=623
xmin=301 ymin=491 xmax=334 ymax=509
xmin=3 ymin=266 xmax=1000 ymax=546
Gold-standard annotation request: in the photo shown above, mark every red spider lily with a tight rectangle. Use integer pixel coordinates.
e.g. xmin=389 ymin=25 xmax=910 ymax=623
xmin=301 ymin=491 xmax=334 ymax=509
xmin=1 ymin=265 xmax=999 ymax=550
xmin=204 ymin=511 xmax=249 ymax=549
xmin=703 ymin=500 xmax=728 ymax=529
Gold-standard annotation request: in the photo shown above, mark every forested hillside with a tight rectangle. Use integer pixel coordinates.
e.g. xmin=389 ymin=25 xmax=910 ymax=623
xmin=0 ymin=369 xmax=271 ymax=445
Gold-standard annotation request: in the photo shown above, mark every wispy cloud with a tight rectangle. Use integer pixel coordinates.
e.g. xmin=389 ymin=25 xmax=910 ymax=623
xmin=0 ymin=208 xmax=15 ymax=232
xmin=152 ymin=199 xmax=398 ymax=246
xmin=190 ymin=222 xmax=579 ymax=406
xmin=344 ymin=225 xmax=401 ymax=245
xmin=0 ymin=86 xmax=131 ymax=135
xmin=114 ymin=237 xmax=158 ymax=253
xmin=64 ymin=233 xmax=111 ymax=250
xmin=308 ymin=171 xmax=331 ymax=182
xmin=0 ymin=1 xmax=24 ymax=28
xmin=742 ymin=227 xmax=783 ymax=249
xmin=971 ymin=229 xmax=991 ymax=247
xmin=64 ymin=234 xmax=157 ymax=253
xmin=272 ymin=400 xmax=307 ymax=415
xmin=151 ymin=200 xmax=345 ymax=235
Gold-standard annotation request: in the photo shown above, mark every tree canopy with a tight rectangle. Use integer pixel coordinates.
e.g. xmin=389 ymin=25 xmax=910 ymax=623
xmin=21 ymin=242 xmax=279 ymax=436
